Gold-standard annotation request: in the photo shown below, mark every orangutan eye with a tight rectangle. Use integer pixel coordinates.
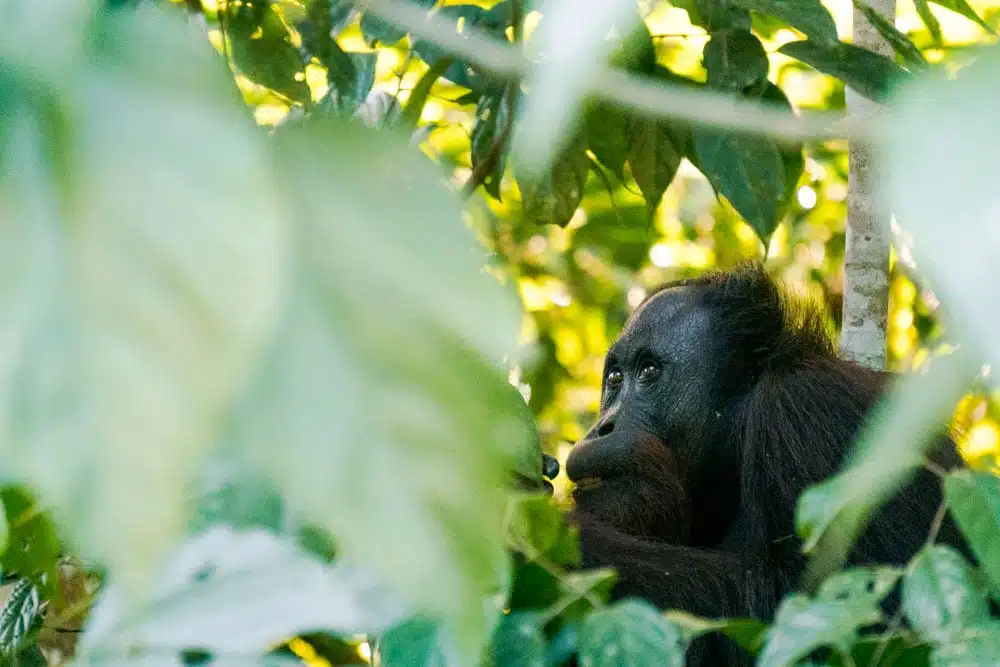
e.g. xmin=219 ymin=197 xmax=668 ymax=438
xmin=606 ymin=370 xmax=624 ymax=388
xmin=638 ymin=362 xmax=661 ymax=383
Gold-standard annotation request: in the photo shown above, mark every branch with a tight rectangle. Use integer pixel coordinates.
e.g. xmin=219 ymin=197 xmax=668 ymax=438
xmin=354 ymin=0 xmax=879 ymax=144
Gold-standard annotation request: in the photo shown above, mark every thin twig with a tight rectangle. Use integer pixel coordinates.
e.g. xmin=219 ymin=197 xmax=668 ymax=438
xmin=353 ymin=0 xmax=878 ymax=144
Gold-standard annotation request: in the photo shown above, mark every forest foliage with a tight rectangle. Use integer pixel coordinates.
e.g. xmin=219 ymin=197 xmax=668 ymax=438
xmin=1 ymin=0 xmax=1000 ymax=665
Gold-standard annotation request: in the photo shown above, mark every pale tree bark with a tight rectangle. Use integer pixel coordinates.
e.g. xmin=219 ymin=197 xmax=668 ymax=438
xmin=840 ymin=0 xmax=896 ymax=370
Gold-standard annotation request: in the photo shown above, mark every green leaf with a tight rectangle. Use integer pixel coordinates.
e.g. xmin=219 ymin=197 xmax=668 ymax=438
xmin=0 ymin=579 xmax=41 ymax=652
xmin=0 ymin=6 xmax=280 ymax=598
xmin=0 ymin=488 xmax=60 ymax=598
xmin=607 ymin=16 xmax=657 ymax=74
xmin=851 ymin=0 xmax=927 ymax=68
xmin=495 ymin=383 xmax=544 ymax=491
xmin=778 ymin=39 xmax=908 ymax=101
xmin=505 ymin=495 xmax=576 ymax=562
xmin=224 ymin=0 xmax=310 ymax=104
xmin=79 ymin=528 xmax=408 ymax=655
xmin=579 ymin=599 xmax=686 ymax=667
xmin=253 ymin=118 xmax=524 ymax=659
xmin=0 ymin=0 xmax=98 ymax=87
xmin=664 ymin=611 xmax=767 ymax=654
xmin=518 ymin=145 xmax=590 ymax=227
xmin=757 ymin=590 xmax=883 ymax=667
xmin=903 ymin=545 xmax=991 ymax=642
xmin=692 ymin=127 xmax=786 ymax=243
xmin=730 ymin=0 xmax=838 ymax=44
xmin=188 ymin=459 xmax=286 ymax=534
xmin=401 ymin=56 xmax=456 ymax=129
xmin=817 ymin=567 xmax=901 ymax=604
xmin=379 ymin=618 xmax=461 ymax=667
xmin=760 ymin=82 xmax=804 ymax=211
xmin=928 ymin=0 xmax=996 ymax=34
xmin=491 ymin=612 xmax=547 ymax=667
xmin=914 ymin=0 xmax=943 ymax=43
xmin=627 ymin=116 xmax=684 ymax=216
xmin=360 ymin=0 xmax=438 ymax=45
xmin=703 ymin=29 xmax=769 ymax=91
xmin=945 ymin=471 xmax=1000 ymax=592
xmin=695 ymin=0 xmax=752 ymax=30
xmin=931 ymin=622 xmax=1000 ymax=665
xmin=471 ymin=86 xmax=514 ymax=200
xmin=585 ymin=102 xmax=630 ymax=180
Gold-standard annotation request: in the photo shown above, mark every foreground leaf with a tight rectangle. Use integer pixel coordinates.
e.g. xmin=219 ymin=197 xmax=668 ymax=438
xmin=254 ymin=118 xmax=526 ymax=658
xmin=79 ymin=528 xmax=408 ymax=655
xmin=779 ymin=39 xmax=908 ymax=101
xmin=664 ymin=611 xmax=767 ymax=654
xmin=579 ymin=599 xmax=685 ymax=667
xmin=931 ymin=621 xmax=1000 ymax=665
xmin=379 ymin=617 xmax=461 ymax=667
xmin=491 ymin=612 xmax=547 ymax=667
xmin=944 ymin=471 xmax=1000 ymax=592
xmin=692 ymin=128 xmax=786 ymax=243
xmin=902 ymin=545 xmax=991 ymax=642
xmin=0 ymin=6 xmax=279 ymax=598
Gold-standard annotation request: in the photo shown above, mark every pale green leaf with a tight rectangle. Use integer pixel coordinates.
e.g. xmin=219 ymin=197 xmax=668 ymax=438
xmin=0 ymin=0 xmax=98 ymax=86
xmin=903 ymin=545 xmax=991 ymax=642
xmin=79 ymin=527 xmax=408 ymax=655
xmin=579 ymin=599 xmax=685 ymax=667
xmin=379 ymin=618 xmax=462 ymax=667
xmin=512 ymin=0 xmax=642 ymax=176
xmin=0 ymin=6 xmax=279 ymax=598
xmin=242 ymin=118 xmax=525 ymax=659
xmin=931 ymin=621 xmax=1000 ymax=666
xmin=944 ymin=471 xmax=1000 ymax=592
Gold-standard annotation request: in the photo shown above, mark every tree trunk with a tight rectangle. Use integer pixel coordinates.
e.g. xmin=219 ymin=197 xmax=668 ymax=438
xmin=840 ymin=0 xmax=896 ymax=371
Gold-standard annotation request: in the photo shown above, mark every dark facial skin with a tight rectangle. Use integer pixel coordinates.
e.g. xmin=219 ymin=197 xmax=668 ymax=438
xmin=566 ymin=285 xmax=737 ymax=545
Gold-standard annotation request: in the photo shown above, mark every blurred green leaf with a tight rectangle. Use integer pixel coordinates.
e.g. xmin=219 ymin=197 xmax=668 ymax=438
xmin=928 ymin=0 xmax=996 ymax=34
xmin=695 ymin=0 xmax=752 ymax=30
xmin=730 ymin=0 xmax=837 ymax=44
xmin=379 ymin=618 xmax=461 ymax=667
xmin=585 ymin=102 xmax=630 ymax=180
xmin=79 ymin=528 xmax=408 ymax=655
xmin=249 ymin=118 xmax=524 ymax=658
xmin=692 ymin=128 xmax=786 ymax=243
xmin=914 ymin=0 xmax=943 ymax=43
xmin=0 ymin=489 xmax=59 ymax=598
xmin=627 ymin=116 xmax=684 ymax=216
xmin=471 ymin=86 xmax=514 ymax=200
xmin=902 ymin=545 xmax=991 ymax=642
xmin=851 ymin=0 xmax=927 ymax=68
xmin=224 ymin=0 xmax=310 ymax=103
xmin=579 ymin=599 xmax=685 ymax=667
xmin=189 ymin=459 xmax=286 ymax=534
xmin=931 ymin=622 xmax=1000 ymax=665
xmin=0 ymin=0 xmax=97 ymax=86
xmin=0 ymin=579 xmax=41 ymax=653
xmin=945 ymin=471 xmax=1000 ymax=592
xmin=778 ymin=40 xmax=908 ymax=101
xmin=506 ymin=495 xmax=578 ymax=564
xmin=664 ymin=611 xmax=767 ymax=654
xmin=757 ymin=584 xmax=885 ymax=667
xmin=491 ymin=612 xmax=547 ymax=667
xmin=817 ymin=567 xmax=901 ymax=603
xmin=518 ymin=145 xmax=590 ymax=227
xmin=0 ymin=5 xmax=281 ymax=599
xmin=361 ymin=0 xmax=437 ymax=45
xmin=607 ymin=16 xmax=657 ymax=74
xmin=703 ymin=30 xmax=769 ymax=91
xmin=760 ymin=82 xmax=804 ymax=212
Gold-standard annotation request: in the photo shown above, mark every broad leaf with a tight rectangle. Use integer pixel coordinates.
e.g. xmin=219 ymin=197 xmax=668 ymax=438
xmin=778 ymin=39 xmax=908 ymax=101
xmin=0 ymin=488 xmax=60 ymax=598
xmin=757 ymin=590 xmax=883 ymax=667
xmin=703 ymin=29 xmax=769 ymax=91
xmin=818 ymin=567 xmax=901 ymax=604
xmin=851 ymin=0 xmax=927 ymax=68
xmin=518 ymin=145 xmax=590 ymax=227
xmin=223 ymin=0 xmax=311 ymax=103
xmin=944 ymin=471 xmax=1000 ymax=592
xmin=692 ymin=128 xmax=786 ymax=243
xmin=0 ymin=6 xmax=279 ymax=598
xmin=928 ymin=0 xmax=996 ymax=34
xmin=79 ymin=528 xmax=408 ymax=655
xmin=379 ymin=618 xmax=461 ymax=667
xmin=931 ymin=622 xmax=1000 ymax=665
xmin=505 ymin=494 xmax=579 ymax=565
xmin=471 ymin=86 xmax=514 ymax=200
xmin=695 ymin=0 xmax=752 ymax=30
xmin=730 ymin=0 xmax=837 ymax=44
xmin=188 ymin=458 xmax=286 ymax=534
xmin=664 ymin=611 xmax=767 ymax=654
xmin=491 ymin=612 xmax=547 ymax=667
xmin=579 ymin=599 xmax=686 ymax=667
xmin=627 ymin=116 xmax=684 ymax=216
xmin=585 ymin=102 xmax=630 ymax=180
xmin=902 ymin=545 xmax=991 ymax=642
xmin=256 ymin=118 xmax=525 ymax=658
